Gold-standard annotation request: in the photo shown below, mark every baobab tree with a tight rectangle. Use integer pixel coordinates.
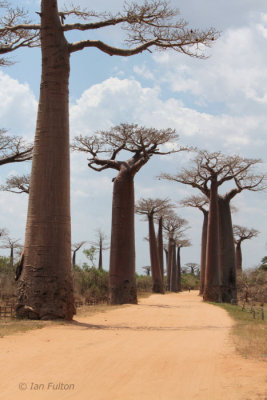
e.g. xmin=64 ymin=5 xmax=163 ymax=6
xmin=162 ymin=212 xmax=189 ymax=291
xmin=73 ymin=123 xmax=184 ymax=303
xmin=180 ymin=195 xmax=209 ymax=295
xmin=0 ymin=234 xmax=22 ymax=268
xmin=1 ymin=0 xmax=218 ymax=319
xmin=233 ymin=225 xmax=259 ymax=272
xmin=72 ymin=241 xmax=86 ymax=267
xmin=161 ymin=150 xmax=266 ymax=302
xmin=176 ymin=238 xmax=191 ymax=291
xmin=90 ymin=230 xmax=109 ymax=270
xmin=0 ymin=173 xmax=30 ymax=194
xmin=135 ymin=197 xmax=174 ymax=293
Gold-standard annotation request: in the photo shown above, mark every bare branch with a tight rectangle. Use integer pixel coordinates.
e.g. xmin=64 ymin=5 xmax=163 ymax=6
xmin=0 ymin=129 xmax=33 ymax=165
xmin=233 ymin=225 xmax=260 ymax=244
xmin=0 ymin=173 xmax=30 ymax=194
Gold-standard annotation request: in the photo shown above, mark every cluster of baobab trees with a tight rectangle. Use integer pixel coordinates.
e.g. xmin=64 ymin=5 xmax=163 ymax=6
xmin=160 ymin=150 xmax=265 ymax=303
xmin=2 ymin=0 xmax=260 ymax=320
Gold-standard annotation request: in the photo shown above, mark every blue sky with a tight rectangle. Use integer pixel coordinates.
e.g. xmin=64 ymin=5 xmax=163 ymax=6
xmin=0 ymin=0 xmax=266 ymax=272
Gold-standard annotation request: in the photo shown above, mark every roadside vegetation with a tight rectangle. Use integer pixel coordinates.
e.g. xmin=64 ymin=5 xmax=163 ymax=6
xmin=212 ymin=263 xmax=267 ymax=362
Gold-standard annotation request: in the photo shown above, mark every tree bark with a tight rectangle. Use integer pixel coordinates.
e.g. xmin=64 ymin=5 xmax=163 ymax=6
xmin=109 ymin=169 xmax=137 ymax=304
xmin=166 ymin=236 xmax=172 ymax=291
xmin=235 ymin=242 xmax=242 ymax=272
xmin=199 ymin=211 xmax=208 ymax=295
xmin=98 ymin=237 xmax=103 ymax=270
xmin=203 ymin=179 xmax=221 ymax=302
xmin=169 ymin=239 xmax=177 ymax=292
xmin=157 ymin=216 xmax=164 ymax=280
xmin=16 ymin=0 xmax=75 ymax=320
xmin=177 ymin=246 xmax=181 ymax=292
xmin=72 ymin=250 xmax=76 ymax=268
xmin=218 ymin=197 xmax=237 ymax=303
xmin=149 ymin=214 xmax=164 ymax=293
xmin=10 ymin=245 xmax=14 ymax=269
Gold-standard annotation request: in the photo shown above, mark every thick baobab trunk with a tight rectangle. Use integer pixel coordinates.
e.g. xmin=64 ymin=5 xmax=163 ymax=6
xmin=148 ymin=214 xmax=164 ymax=293
xmin=199 ymin=211 xmax=208 ymax=295
xmin=166 ymin=236 xmax=172 ymax=290
xmin=164 ymin=248 xmax=168 ymax=269
xmin=177 ymin=246 xmax=181 ymax=292
xmin=109 ymin=170 xmax=137 ymax=304
xmin=169 ymin=239 xmax=177 ymax=292
xmin=235 ymin=242 xmax=242 ymax=272
xmin=157 ymin=216 xmax=164 ymax=280
xmin=16 ymin=1 xmax=75 ymax=320
xmin=218 ymin=197 xmax=237 ymax=303
xmin=98 ymin=238 xmax=103 ymax=270
xmin=203 ymin=180 xmax=221 ymax=302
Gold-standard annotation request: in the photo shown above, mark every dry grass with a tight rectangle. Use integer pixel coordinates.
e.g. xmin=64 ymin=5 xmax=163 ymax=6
xmin=212 ymin=303 xmax=267 ymax=362
xmin=0 ymin=319 xmax=62 ymax=338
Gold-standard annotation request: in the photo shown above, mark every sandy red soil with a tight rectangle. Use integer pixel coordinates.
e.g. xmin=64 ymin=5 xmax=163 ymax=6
xmin=0 ymin=291 xmax=266 ymax=400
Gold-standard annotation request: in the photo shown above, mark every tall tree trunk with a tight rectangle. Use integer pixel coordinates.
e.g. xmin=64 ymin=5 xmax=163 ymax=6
xmin=98 ymin=237 xmax=103 ymax=270
xmin=177 ymin=246 xmax=181 ymax=292
xmin=149 ymin=214 xmax=164 ymax=293
xmin=166 ymin=235 xmax=172 ymax=291
xmin=10 ymin=245 xmax=14 ymax=269
xmin=16 ymin=0 xmax=75 ymax=320
xmin=157 ymin=216 xmax=164 ymax=280
xmin=164 ymin=248 xmax=168 ymax=270
xmin=199 ymin=211 xmax=208 ymax=295
xmin=203 ymin=179 xmax=221 ymax=302
xmin=235 ymin=242 xmax=242 ymax=272
xmin=218 ymin=197 xmax=237 ymax=303
xmin=109 ymin=169 xmax=137 ymax=304
xmin=72 ymin=250 xmax=76 ymax=268
xmin=169 ymin=239 xmax=177 ymax=292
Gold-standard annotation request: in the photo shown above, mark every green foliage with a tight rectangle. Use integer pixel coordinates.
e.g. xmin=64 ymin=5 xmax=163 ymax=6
xmin=181 ymin=273 xmax=200 ymax=290
xmin=73 ymin=265 xmax=108 ymax=301
xmin=259 ymin=256 xmax=267 ymax=271
xmin=82 ymin=246 xmax=97 ymax=268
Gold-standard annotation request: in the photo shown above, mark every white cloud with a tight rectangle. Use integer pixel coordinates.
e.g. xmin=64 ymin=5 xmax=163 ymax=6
xmin=0 ymin=71 xmax=37 ymax=139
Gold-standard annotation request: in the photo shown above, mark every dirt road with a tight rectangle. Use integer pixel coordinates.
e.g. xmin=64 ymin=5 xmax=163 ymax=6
xmin=0 ymin=291 xmax=266 ymax=400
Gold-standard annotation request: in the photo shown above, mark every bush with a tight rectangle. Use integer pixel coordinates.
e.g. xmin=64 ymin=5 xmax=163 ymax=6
xmin=181 ymin=273 xmax=200 ymax=290
xmin=136 ymin=275 xmax=153 ymax=293
xmin=0 ymin=256 xmax=16 ymax=302
xmin=73 ymin=265 xmax=109 ymax=302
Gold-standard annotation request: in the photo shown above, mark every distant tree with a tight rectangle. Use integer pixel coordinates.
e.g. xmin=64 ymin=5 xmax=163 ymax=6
xmin=72 ymin=241 xmax=86 ymax=267
xmin=0 ymin=173 xmax=30 ymax=194
xmin=233 ymin=225 xmax=259 ymax=271
xmin=184 ymin=262 xmax=200 ymax=276
xmin=142 ymin=266 xmax=151 ymax=276
xmin=162 ymin=212 xmax=189 ymax=291
xmin=0 ymin=234 xmax=22 ymax=268
xmin=90 ymin=229 xmax=109 ymax=270
xmin=180 ymin=195 xmax=208 ymax=294
xmin=73 ymin=123 xmax=184 ymax=304
xmin=0 ymin=129 xmax=32 ymax=166
xmin=136 ymin=197 xmax=174 ymax=293
xmin=175 ymin=238 xmax=191 ymax=291
xmin=83 ymin=246 xmax=97 ymax=269
xmin=161 ymin=150 xmax=266 ymax=303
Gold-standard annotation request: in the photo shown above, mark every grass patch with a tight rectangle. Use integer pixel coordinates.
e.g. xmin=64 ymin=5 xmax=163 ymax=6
xmin=211 ymin=302 xmax=267 ymax=362
xmin=0 ymin=319 xmax=65 ymax=338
